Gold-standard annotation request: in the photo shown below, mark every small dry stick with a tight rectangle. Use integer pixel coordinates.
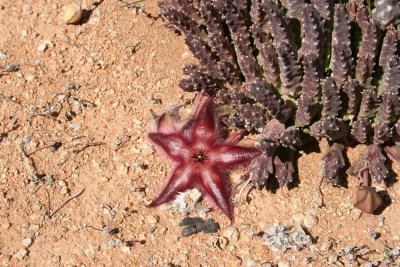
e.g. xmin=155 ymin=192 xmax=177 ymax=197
xmin=49 ymin=188 xmax=85 ymax=218
xmin=316 ymin=175 xmax=325 ymax=208
xmin=0 ymin=92 xmax=22 ymax=106
xmin=19 ymin=142 xmax=39 ymax=182
xmin=117 ymin=0 xmax=161 ymax=21
xmin=58 ymin=141 xmax=105 ymax=166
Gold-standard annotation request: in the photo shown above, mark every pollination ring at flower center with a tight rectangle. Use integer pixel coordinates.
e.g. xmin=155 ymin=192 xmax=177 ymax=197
xmin=192 ymin=150 xmax=207 ymax=164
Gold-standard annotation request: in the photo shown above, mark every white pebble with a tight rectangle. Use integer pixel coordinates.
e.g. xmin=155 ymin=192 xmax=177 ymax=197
xmin=22 ymin=237 xmax=33 ymax=248
xmin=303 ymin=214 xmax=318 ymax=228
xmin=63 ymin=4 xmax=82 ymax=24
xmin=14 ymin=249 xmax=28 ymax=260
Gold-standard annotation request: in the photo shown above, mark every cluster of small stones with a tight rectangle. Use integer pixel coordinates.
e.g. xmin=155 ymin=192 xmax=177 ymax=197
xmin=158 ymin=0 xmax=400 ymax=190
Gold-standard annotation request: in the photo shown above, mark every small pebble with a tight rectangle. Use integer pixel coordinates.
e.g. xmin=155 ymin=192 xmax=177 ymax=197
xmin=14 ymin=249 xmax=28 ymax=260
xmin=37 ymin=40 xmax=52 ymax=52
xmin=246 ymin=259 xmax=261 ymax=267
xmin=1 ymin=256 xmax=11 ymax=266
xmin=67 ymin=82 xmax=81 ymax=90
xmin=212 ymin=236 xmax=228 ymax=250
xmin=52 ymin=256 xmax=61 ymax=263
xmin=0 ymin=50 xmax=7 ymax=60
xmin=291 ymin=213 xmax=304 ymax=225
xmin=2 ymin=222 xmax=10 ymax=229
xmin=392 ymin=248 xmax=400 ymax=256
xmin=367 ymin=230 xmax=380 ymax=240
xmin=181 ymin=51 xmax=191 ymax=59
xmin=58 ymin=180 xmax=67 ymax=188
xmin=277 ymin=260 xmax=290 ymax=267
xmin=146 ymin=215 xmax=159 ymax=224
xmin=141 ymin=143 xmax=155 ymax=156
xmin=22 ymin=237 xmax=33 ymax=248
xmin=60 ymin=187 xmax=69 ymax=195
xmin=224 ymin=227 xmax=240 ymax=242
xmin=25 ymin=74 xmax=36 ymax=82
xmin=22 ymin=135 xmax=31 ymax=144
xmin=121 ymin=245 xmax=131 ymax=253
xmin=303 ymin=214 xmax=318 ymax=228
xmin=375 ymin=215 xmax=385 ymax=223
xmin=63 ymin=4 xmax=82 ymax=24
xmin=4 ymin=63 xmax=19 ymax=72
xmin=321 ymin=239 xmax=333 ymax=251
xmin=29 ymin=224 xmax=40 ymax=233
xmin=117 ymin=165 xmax=129 ymax=176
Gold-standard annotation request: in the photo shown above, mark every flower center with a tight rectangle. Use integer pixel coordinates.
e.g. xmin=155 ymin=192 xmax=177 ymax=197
xmin=192 ymin=150 xmax=207 ymax=164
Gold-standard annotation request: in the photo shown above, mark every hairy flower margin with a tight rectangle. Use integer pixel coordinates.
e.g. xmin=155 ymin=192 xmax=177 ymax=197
xmin=158 ymin=0 xmax=400 ymax=202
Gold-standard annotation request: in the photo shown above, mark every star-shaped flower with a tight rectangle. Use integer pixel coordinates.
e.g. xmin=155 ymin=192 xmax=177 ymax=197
xmin=147 ymin=96 xmax=261 ymax=222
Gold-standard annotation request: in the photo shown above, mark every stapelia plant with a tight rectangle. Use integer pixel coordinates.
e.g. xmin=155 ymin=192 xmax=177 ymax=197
xmin=157 ymin=0 xmax=400 ymax=213
xmin=148 ymin=96 xmax=260 ymax=221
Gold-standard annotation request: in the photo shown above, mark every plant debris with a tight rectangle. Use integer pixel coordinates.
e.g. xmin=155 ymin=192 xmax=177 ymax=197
xmin=262 ymin=224 xmax=312 ymax=253
xmin=179 ymin=217 xmax=219 ymax=237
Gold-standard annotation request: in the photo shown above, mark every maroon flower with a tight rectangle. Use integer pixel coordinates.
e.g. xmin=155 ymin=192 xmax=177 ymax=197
xmin=147 ymin=96 xmax=261 ymax=222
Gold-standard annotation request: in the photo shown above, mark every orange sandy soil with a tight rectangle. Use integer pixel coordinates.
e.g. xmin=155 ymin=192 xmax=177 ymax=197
xmin=0 ymin=1 xmax=399 ymax=266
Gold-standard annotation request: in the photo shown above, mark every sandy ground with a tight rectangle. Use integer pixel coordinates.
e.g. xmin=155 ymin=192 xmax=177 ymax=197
xmin=0 ymin=1 xmax=399 ymax=266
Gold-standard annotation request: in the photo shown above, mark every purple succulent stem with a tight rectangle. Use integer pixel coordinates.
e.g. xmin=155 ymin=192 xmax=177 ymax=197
xmin=198 ymin=1 xmax=241 ymax=84
xmin=322 ymin=77 xmax=341 ymax=117
xmin=342 ymin=79 xmax=360 ymax=116
xmin=251 ymin=30 xmax=280 ymax=85
xmin=356 ymin=21 xmax=379 ymax=83
xmin=249 ymin=0 xmax=280 ymax=85
xmin=298 ymin=4 xmax=324 ymax=60
xmin=382 ymin=55 xmax=400 ymax=95
xmin=310 ymin=0 xmax=334 ymax=21
xmin=286 ymin=0 xmax=305 ymax=21
xmin=248 ymin=80 xmax=292 ymax=122
xmin=262 ymin=0 xmax=302 ymax=97
xmin=276 ymin=44 xmax=303 ymax=97
xmin=356 ymin=5 xmax=369 ymax=32
xmin=234 ymin=0 xmax=248 ymax=12
xmin=379 ymin=26 xmax=398 ymax=69
xmin=250 ymin=0 xmax=265 ymax=26
xmin=262 ymin=0 xmax=292 ymax=47
xmin=184 ymin=34 xmax=222 ymax=77
xmin=214 ymin=0 xmax=260 ymax=83
xmin=346 ymin=0 xmax=357 ymax=21
xmin=331 ymin=4 xmax=353 ymax=87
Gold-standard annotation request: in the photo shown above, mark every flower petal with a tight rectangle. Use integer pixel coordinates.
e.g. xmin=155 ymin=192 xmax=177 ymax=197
xmin=200 ymin=168 xmax=234 ymax=222
xmin=207 ymin=145 xmax=261 ymax=168
xmin=147 ymin=165 xmax=195 ymax=207
xmin=189 ymin=97 xmax=218 ymax=141
xmin=148 ymin=132 xmax=190 ymax=162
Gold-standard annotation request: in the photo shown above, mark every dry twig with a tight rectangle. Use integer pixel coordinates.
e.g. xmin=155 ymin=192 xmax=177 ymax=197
xmin=49 ymin=188 xmax=85 ymax=218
